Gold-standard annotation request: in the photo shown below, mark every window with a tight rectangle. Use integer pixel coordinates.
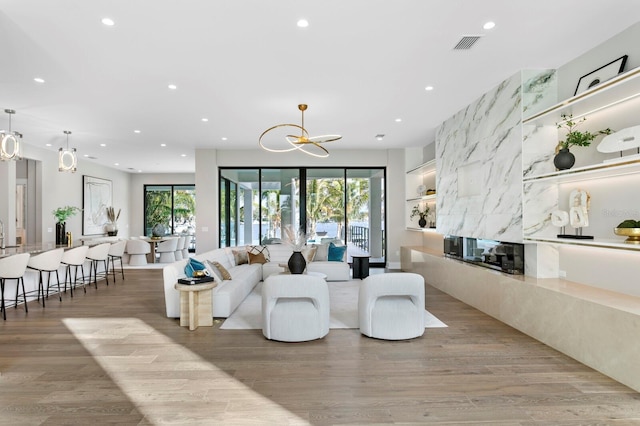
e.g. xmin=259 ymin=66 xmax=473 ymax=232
xmin=144 ymin=184 xmax=196 ymax=250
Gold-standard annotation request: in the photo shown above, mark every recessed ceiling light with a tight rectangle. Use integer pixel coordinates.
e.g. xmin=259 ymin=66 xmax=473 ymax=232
xmin=221 ymin=137 xmax=228 ymax=141
xmin=133 ymin=129 xmax=141 ymax=134
xmin=395 ymin=118 xmax=402 ymax=123
xmin=138 ymin=170 xmax=142 ymax=173
xmin=34 ymin=77 xmax=45 ymax=83
xmin=168 ymin=84 xmax=177 ymax=90
xmin=483 ymin=21 xmax=496 ymax=30
xmin=114 ymin=162 xmax=119 ymax=166
xmin=160 ymin=143 xmax=166 ymax=147
xmin=100 ymin=143 xmax=106 ymax=147
xmin=83 ymin=154 xmax=89 ymax=157
xmin=45 ymin=143 xmax=52 ymax=147
xmin=180 ymin=154 xmax=187 ymax=157
xmin=297 ymin=19 xmax=309 ymax=28
xmin=201 ymin=118 xmax=209 ymax=122
xmin=101 ymin=17 xmax=115 ymax=26
xmin=425 ymin=86 xmax=434 ymax=91
xmin=375 ymin=134 xmax=385 ymax=141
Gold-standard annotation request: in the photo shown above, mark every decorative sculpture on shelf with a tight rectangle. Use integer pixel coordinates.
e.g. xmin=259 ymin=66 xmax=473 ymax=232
xmin=554 ymin=189 xmax=593 ymax=239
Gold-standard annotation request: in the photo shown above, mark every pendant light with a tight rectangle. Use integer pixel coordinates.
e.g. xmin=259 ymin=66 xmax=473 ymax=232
xmin=1 ymin=109 xmax=22 ymax=161
xmin=59 ymin=130 xmax=77 ymax=172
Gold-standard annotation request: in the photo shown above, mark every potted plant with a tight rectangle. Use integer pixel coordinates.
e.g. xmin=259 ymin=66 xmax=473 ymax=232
xmin=410 ymin=204 xmax=430 ymax=228
xmin=614 ymin=219 xmax=640 ymax=244
xmin=105 ymin=206 xmax=121 ymax=236
xmin=52 ymin=206 xmax=81 ymax=245
xmin=554 ymin=113 xmax=612 ymax=170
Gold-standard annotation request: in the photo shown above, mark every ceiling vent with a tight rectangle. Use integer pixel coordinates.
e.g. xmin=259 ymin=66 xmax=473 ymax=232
xmin=453 ymin=35 xmax=482 ymax=50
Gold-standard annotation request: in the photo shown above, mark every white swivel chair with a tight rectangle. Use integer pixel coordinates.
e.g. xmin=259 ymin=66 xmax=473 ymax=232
xmin=262 ymin=274 xmax=330 ymax=342
xmin=182 ymin=236 xmax=191 ymax=258
xmin=108 ymin=240 xmax=127 ymax=282
xmin=174 ymin=236 xmax=186 ymax=261
xmin=156 ymin=238 xmax=178 ymax=263
xmin=358 ymin=273 xmax=425 ymax=340
xmin=85 ymin=243 xmax=111 ymax=288
xmin=61 ymin=245 xmax=89 ymax=296
xmin=126 ymin=239 xmax=150 ymax=266
xmin=0 ymin=253 xmax=31 ymax=320
xmin=27 ymin=248 xmax=64 ymax=306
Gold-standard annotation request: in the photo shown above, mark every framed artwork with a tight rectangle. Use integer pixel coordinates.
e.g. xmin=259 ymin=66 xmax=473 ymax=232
xmin=574 ymin=55 xmax=628 ymax=95
xmin=82 ymin=175 xmax=112 ymax=235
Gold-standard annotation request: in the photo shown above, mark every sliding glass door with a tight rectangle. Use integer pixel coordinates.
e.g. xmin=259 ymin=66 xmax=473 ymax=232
xmin=144 ymin=184 xmax=196 ymax=249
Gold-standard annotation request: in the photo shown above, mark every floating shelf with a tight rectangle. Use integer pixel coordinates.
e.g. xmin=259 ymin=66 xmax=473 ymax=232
xmin=523 ymin=157 xmax=640 ymax=184
xmin=524 ymin=236 xmax=640 ymax=252
xmin=406 ymin=159 xmax=436 ymax=175
xmin=406 ymin=194 xmax=437 ymax=202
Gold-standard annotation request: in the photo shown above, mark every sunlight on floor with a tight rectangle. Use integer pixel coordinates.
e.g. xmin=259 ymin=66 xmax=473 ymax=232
xmin=63 ymin=317 xmax=309 ymax=425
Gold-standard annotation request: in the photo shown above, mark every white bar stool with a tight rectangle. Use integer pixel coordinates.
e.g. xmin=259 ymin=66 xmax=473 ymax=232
xmin=108 ymin=240 xmax=127 ymax=282
xmin=27 ymin=248 xmax=64 ymax=306
xmin=0 ymin=253 xmax=31 ymax=320
xmin=61 ymin=245 xmax=89 ymax=296
xmin=86 ymin=243 xmax=111 ymax=288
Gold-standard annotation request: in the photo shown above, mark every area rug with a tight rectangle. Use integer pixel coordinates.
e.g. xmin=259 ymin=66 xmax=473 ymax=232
xmin=220 ymin=280 xmax=447 ymax=330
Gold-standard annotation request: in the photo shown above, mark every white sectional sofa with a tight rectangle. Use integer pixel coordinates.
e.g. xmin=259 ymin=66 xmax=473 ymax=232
xmin=163 ymin=243 xmax=350 ymax=318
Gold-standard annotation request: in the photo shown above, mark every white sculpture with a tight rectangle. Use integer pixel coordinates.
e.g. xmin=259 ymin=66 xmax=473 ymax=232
xmin=569 ymin=189 xmax=590 ymax=228
xmin=551 ymin=210 xmax=569 ymax=227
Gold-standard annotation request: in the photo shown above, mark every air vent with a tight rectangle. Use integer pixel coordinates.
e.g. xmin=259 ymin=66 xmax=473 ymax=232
xmin=453 ymin=35 xmax=482 ymax=50
xmin=86 ymin=155 xmax=97 ymax=160
xmin=127 ymin=167 xmax=136 ymax=170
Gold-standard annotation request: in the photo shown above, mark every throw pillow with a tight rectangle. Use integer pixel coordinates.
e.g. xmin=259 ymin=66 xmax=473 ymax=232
xmin=248 ymin=251 xmax=267 ymax=264
xmin=247 ymin=245 xmax=271 ymax=262
xmin=211 ymin=260 xmax=232 ymax=280
xmin=314 ymin=243 xmax=329 ymax=261
xmin=204 ymin=260 xmax=223 ymax=283
xmin=328 ymin=242 xmax=347 ymax=262
xmin=184 ymin=257 xmax=208 ymax=277
xmin=302 ymin=246 xmax=317 ymax=263
xmin=232 ymin=249 xmax=248 ymax=265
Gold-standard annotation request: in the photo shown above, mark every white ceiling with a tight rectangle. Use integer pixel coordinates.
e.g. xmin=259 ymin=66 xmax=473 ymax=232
xmin=2 ymin=0 xmax=640 ymax=173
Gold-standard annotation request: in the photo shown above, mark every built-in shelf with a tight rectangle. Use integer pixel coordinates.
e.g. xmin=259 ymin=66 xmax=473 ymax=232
xmin=523 ymin=157 xmax=640 ymax=183
xmin=524 ymin=236 xmax=640 ymax=252
xmin=406 ymin=194 xmax=437 ymax=202
xmin=406 ymin=159 xmax=436 ymax=175
xmin=406 ymin=227 xmax=438 ymax=232
xmin=523 ymin=66 xmax=640 ymax=126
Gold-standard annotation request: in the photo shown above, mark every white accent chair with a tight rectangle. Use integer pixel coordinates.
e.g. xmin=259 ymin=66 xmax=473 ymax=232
xmin=61 ymin=245 xmax=89 ymax=296
xmin=0 ymin=253 xmax=31 ymax=320
xmin=182 ymin=236 xmax=190 ymax=259
xmin=126 ymin=239 xmax=150 ymax=266
xmin=262 ymin=274 xmax=330 ymax=342
xmin=156 ymin=238 xmax=178 ymax=263
xmin=26 ymin=248 xmax=64 ymax=305
xmin=358 ymin=273 xmax=425 ymax=340
xmin=174 ymin=236 xmax=186 ymax=261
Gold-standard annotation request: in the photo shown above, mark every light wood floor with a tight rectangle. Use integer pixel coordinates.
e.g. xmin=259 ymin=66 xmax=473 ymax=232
xmin=1 ymin=269 xmax=639 ymax=425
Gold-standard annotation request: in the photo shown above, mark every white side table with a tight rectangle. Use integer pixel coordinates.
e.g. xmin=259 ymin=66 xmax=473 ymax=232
xmin=174 ymin=282 xmax=217 ymax=331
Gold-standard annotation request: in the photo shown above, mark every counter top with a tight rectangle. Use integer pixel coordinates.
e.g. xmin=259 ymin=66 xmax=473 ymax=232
xmin=0 ymin=239 xmax=125 ymax=259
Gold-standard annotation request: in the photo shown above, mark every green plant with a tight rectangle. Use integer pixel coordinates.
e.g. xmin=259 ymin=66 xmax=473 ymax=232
xmin=410 ymin=204 xmax=429 ymax=220
xmin=52 ymin=206 xmax=81 ymax=223
xmin=556 ymin=113 xmax=612 ymax=150
xmin=106 ymin=206 xmax=121 ymax=223
xmin=617 ymin=219 xmax=640 ymax=228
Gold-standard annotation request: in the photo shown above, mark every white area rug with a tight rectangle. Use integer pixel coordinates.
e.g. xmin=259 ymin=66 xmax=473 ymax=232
xmin=220 ymin=280 xmax=447 ymax=330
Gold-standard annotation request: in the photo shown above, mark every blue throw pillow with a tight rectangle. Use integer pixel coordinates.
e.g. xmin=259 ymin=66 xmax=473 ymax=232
xmin=184 ymin=257 xmax=207 ymax=277
xmin=327 ymin=242 xmax=347 ymax=262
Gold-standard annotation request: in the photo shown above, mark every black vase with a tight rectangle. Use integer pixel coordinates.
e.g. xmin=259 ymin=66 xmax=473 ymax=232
xmin=288 ymin=251 xmax=306 ymax=274
xmin=56 ymin=222 xmax=66 ymax=245
xmin=554 ymin=148 xmax=575 ymax=170
xmin=418 ymin=217 xmax=427 ymax=228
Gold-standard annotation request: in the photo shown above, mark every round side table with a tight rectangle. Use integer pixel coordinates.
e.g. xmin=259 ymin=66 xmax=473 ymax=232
xmin=174 ymin=281 xmax=217 ymax=331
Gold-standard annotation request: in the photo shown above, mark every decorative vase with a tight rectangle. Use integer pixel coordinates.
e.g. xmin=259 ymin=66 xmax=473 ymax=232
xmin=554 ymin=148 xmax=575 ymax=170
xmin=418 ymin=217 xmax=427 ymax=228
xmin=152 ymin=224 xmax=166 ymax=237
xmin=56 ymin=222 xmax=66 ymax=245
xmin=105 ymin=222 xmax=118 ymax=236
xmin=287 ymin=251 xmax=306 ymax=274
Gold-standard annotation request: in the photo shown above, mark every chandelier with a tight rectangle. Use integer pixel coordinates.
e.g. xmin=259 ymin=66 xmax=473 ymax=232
xmin=59 ymin=130 xmax=77 ymax=173
xmin=1 ymin=109 xmax=22 ymax=161
xmin=259 ymin=104 xmax=341 ymax=158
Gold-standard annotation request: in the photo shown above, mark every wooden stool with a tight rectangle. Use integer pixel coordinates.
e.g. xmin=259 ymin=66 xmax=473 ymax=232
xmin=174 ymin=282 xmax=216 ymax=331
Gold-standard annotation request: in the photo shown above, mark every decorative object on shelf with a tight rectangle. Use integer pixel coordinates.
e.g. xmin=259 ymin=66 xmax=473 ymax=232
xmin=52 ymin=206 xmax=81 ymax=245
xmin=58 ymin=130 xmax=77 ymax=173
xmin=551 ymin=209 xmax=569 ymax=236
xmin=283 ymin=225 xmax=307 ymax=274
xmin=554 ymin=114 xmax=612 ymax=170
xmin=558 ymin=189 xmax=594 ymax=239
xmin=574 ymin=55 xmax=628 ymax=95
xmin=597 ymin=124 xmax=640 ymax=163
xmin=1 ymin=109 xmax=22 ymax=161
xmin=105 ymin=206 xmax=121 ymax=236
xmin=417 ymin=184 xmax=426 ymax=196
xmin=152 ymin=223 xmax=167 ymax=238
xmin=83 ymin=175 xmax=112 ymax=235
xmin=426 ymin=189 xmax=436 ymax=195
xmin=614 ymin=219 xmax=640 ymax=244
xmin=410 ymin=204 xmax=430 ymax=228
xmin=259 ymin=104 xmax=341 ymax=158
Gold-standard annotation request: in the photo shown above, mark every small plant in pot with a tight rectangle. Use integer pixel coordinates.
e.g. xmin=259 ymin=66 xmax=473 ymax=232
xmin=52 ymin=206 xmax=81 ymax=245
xmin=554 ymin=114 xmax=612 ymax=170
xmin=105 ymin=206 xmax=121 ymax=236
xmin=410 ymin=204 xmax=430 ymax=228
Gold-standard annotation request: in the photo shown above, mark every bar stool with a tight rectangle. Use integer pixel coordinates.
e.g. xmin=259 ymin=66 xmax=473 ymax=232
xmin=61 ymin=245 xmax=89 ymax=296
xmin=108 ymin=240 xmax=127 ymax=282
xmin=0 ymin=253 xmax=31 ymax=320
xmin=27 ymin=248 xmax=64 ymax=306
xmin=85 ymin=243 xmax=111 ymax=288
xmin=174 ymin=236 xmax=186 ymax=261
xmin=156 ymin=238 xmax=178 ymax=263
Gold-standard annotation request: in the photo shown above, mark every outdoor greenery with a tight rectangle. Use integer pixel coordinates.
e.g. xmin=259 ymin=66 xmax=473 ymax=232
xmin=145 ymin=187 xmax=196 ymax=235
